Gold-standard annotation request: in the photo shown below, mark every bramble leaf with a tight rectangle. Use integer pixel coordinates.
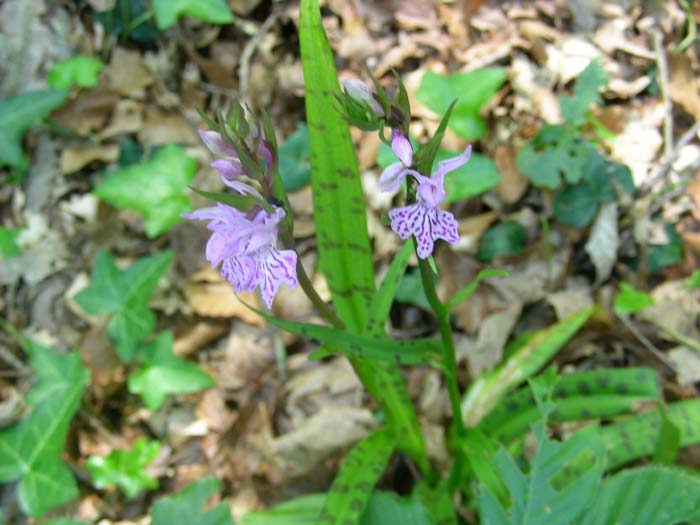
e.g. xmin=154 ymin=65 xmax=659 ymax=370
xmin=0 ymin=226 xmax=21 ymax=259
xmin=94 ymin=145 xmax=196 ymax=237
xmin=73 ymin=250 xmax=173 ymax=362
xmin=0 ymin=341 xmax=89 ymax=517
xmin=151 ymin=478 xmax=232 ymax=525
xmin=614 ymin=283 xmax=653 ymax=315
xmin=128 ymin=332 xmax=213 ymax=410
xmin=560 ymin=60 xmax=608 ymax=127
xmin=87 ymin=438 xmax=160 ymax=498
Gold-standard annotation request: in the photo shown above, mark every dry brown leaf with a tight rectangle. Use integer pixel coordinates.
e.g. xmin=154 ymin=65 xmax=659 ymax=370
xmin=455 ymin=211 xmax=498 ymax=252
xmin=394 ymin=0 xmax=438 ymax=31
xmin=103 ymin=47 xmax=154 ymax=97
xmin=373 ymin=32 xmax=424 ymax=77
xmin=493 ymin=144 xmax=529 ymax=204
xmin=173 ymin=321 xmax=229 ymax=357
xmin=51 ymin=89 xmax=119 ymax=136
xmin=668 ymin=53 xmax=700 ymax=119
xmin=639 ymin=280 xmax=700 ymax=341
xmin=98 ymin=99 xmax=144 ymax=139
xmin=137 ymin=106 xmax=197 ymax=146
xmin=60 ymin=143 xmax=119 ymax=175
xmin=687 ymin=174 xmax=700 ymax=222
xmin=185 ymin=266 xmax=264 ymax=325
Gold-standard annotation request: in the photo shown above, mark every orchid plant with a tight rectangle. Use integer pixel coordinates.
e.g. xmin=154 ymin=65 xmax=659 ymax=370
xmin=180 ymin=1 xmax=700 ymax=524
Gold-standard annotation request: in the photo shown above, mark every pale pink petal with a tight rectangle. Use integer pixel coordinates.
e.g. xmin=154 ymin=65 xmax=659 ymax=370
xmin=379 ymin=162 xmax=408 ymax=192
xmin=221 ymin=176 xmax=265 ymax=199
xmin=416 ymin=176 xmax=446 ymax=209
xmin=391 ymin=129 xmax=413 ymax=167
xmin=199 ymin=130 xmax=238 ymax=158
xmin=341 ymin=79 xmax=384 ymax=116
xmin=211 ymin=159 xmax=245 ymax=180
xmin=433 ymin=145 xmax=472 ymax=179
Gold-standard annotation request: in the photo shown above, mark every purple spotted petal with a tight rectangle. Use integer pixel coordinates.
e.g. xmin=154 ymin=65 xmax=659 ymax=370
xmin=199 ymin=130 xmax=238 ymax=158
xmin=257 ymin=247 xmax=298 ymax=309
xmin=388 ymin=202 xmax=459 ymax=259
xmin=391 ymin=129 xmax=413 ymax=167
xmin=433 ymin=145 xmax=472 ymax=179
xmin=211 ymin=158 xmax=245 ymax=180
xmin=221 ymin=253 xmax=258 ymax=292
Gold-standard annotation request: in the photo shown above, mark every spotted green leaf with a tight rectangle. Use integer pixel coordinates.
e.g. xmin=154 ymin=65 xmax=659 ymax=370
xmin=462 ymin=307 xmax=593 ymax=426
xmin=318 ymin=429 xmax=395 ymax=525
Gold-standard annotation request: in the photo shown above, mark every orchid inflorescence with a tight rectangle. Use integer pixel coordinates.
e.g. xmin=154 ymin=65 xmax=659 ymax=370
xmin=186 ymin=78 xmax=472 ymax=307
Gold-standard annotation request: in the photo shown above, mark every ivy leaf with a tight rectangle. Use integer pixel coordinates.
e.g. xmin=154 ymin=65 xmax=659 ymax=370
xmin=516 ymin=126 xmax=594 ymax=190
xmin=152 ymin=0 xmax=234 ymax=29
xmin=0 ymin=90 xmax=66 ymax=168
xmin=0 ymin=226 xmax=21 ymax=259
xmin=93 ymin=0 xmax=160 ymax=42
xmin=151 ymin=478 xmax=232 ymax=525
xmin=278 ymin=123 xmax=311 ymax=192
xmin=47 ymin=56 xmax=104 ymax=90
xmin=73 ymin=250 xmax=173 ymax=362
xmin=552 ymin=183 xmax=598 ymax=228
xmin=0 ymin=341 xmax=89 ymax=517
xmin=87 ymin=438 xmax=160 ymax=498
xmin=614 ymin=283 xmax=653 ymax=315
xmin=94 ymin=145 xmax=196 ymax=237
xmin=560 ymin=60 xmax=608 ymax=127
xmin=128 ymin=332 xmax=213 ymax=410
xmin=477 ymin=221 xmax=525 ymax=262
xmin=416 ymin=69 xmax=505 ymax=140
xmin=647 ymin=224 xmax=683 ymax=273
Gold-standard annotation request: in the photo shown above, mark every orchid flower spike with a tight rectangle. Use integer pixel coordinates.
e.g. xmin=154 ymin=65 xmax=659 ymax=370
xmin=387 ymin=145 xmax=472 ymax=259
xmin=182 ymin=203 xmax=298 ymax=309
xmin=199 ymin=130 xmax=246 ymax=181
xmin=341 ymin=79 xmax=385 ymax=117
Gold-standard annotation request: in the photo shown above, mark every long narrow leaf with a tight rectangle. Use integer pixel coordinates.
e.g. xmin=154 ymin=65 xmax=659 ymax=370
xmin=318 ymin=429 xmax=395 ymax=525
xmin=462 ymin=307 xmax=593 ymax=426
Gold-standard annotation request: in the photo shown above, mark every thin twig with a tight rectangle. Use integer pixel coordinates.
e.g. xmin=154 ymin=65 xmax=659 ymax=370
xmin=238 ymin=12 xmax=280 ymax=98
xmin=652 ymin=27 xmax=674 ymax=158
xmin=639 ymin=120 xmax=700 ymax=196
xmin=618 ymin=313 xmax=676 ymax=372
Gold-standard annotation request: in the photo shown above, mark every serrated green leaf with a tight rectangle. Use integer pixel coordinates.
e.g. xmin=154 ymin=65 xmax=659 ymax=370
xmin=279 ymin=123 xmax=311 ymax=192
xmin=478 ymin=425 xmax=605 ymax=525
xmin=0 ymin=90 xmax=66 ymax=168
xmin=73 ymin=250 xmax=173 ymax=362
xmin=94 ymin=145 xmax=196 ymax=237
xmin=151 ymin=478 xmax=232 ymax=525
xmin=577 ymin=466 xmax=700 ymax=525
xmin=128 ymin=331 xmax=213 ymax=409
xmin=153 ymin=0 xmax=233 ymax=29
xmin=87 ymin=437 xmax=160 ymax=498
xmin=0 ymin=341 xmax=89 ymax=517
xmin=552 ymin=183 xmax=598 ymax=228
xmin=318 ymin=429 xmax=395 ymax=525
xmin=0 ymin=226 xmax=21 ymax=259
xmin=559 ymin=60 xmax=608 ymax=127
xmin=462 ymin=307 xmax=593 ymax=426
xmin=614 ymin=283 xmax=653 ymax=315
xmin=480 ymin=367 xmax=661 ymax=442
xmin=47 ymin=56 xmax=104 ymax=90
xmin=477 ymin=221 xmax=525 ymax=262
xmin=416 ymin=69 xmax=505 ymax=140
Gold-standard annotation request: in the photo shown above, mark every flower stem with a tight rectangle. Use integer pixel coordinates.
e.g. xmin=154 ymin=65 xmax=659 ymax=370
xmin=417 ymin=254 xmax=465 ymax=438
xmin=295 ymin=257 xmax=345 ymax=329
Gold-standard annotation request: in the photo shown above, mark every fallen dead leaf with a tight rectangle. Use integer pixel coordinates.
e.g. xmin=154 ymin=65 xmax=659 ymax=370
xmin=185 ymin=266 xmax=264 ymax=325
xmin=493 ymin=144 xmax=529 ymax=204
xmin=173 ymin=321 xmax=229 ymax=357
xmin=103 ymin=47 xmax=154 ymax=97
xmin=98 ymin=99 xmax=144 ymax=139
xmin=137 ymin=106 xmax=197 ymax=146
xmin=60 ymin=143 xmax=119 ymax=175
xmin=51 ymin=88 xmax=119 ymax=136
xmin=668 ymin=53 xmax=700 ymax=119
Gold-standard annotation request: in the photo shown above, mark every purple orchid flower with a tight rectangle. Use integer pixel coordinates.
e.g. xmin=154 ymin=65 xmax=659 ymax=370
xmin=384 ymin=141 xmax=473 ymax=259
xmin=378 ymin=129 xmax=419 ymax=192
xmin=182 ymin=202 xmax=298 ymax=309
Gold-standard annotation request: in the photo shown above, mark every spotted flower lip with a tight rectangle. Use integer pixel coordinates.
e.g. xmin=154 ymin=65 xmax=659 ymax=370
xmin=181 ymin=203 xmax=298 ymax=308
xmin=383 ymin=142 xmax=473 ymax=259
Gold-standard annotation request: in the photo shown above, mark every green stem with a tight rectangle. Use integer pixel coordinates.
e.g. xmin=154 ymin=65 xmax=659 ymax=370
xmin=296 ymin=257 xmax=345 ymax=329
xmin=417 ymin=253 xmax=465 ymax=438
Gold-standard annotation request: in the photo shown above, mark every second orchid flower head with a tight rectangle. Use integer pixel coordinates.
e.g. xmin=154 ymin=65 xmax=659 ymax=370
xmin=380 ymin=128 xmax=472 ymax=259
